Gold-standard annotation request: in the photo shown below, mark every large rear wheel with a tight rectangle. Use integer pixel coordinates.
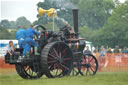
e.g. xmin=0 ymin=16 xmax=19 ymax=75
xmin=41 ymin=42 xmax=73 ymax=78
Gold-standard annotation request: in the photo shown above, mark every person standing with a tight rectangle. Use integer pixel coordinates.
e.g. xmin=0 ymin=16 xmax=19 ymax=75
xmin=107 ymin=48 xmax=112 ymax=53
xmin=113 ymin=45 xmax=120 ymax=53
xmin=84 ymin=46 xmax=92 ymax=54
xmin=23 ymin=25 xmax=39 ymax=57
xmin=122 ymin=47 xmax=128 ymax=53
xmin=100 ymin=47 xmax=106 ymax=67
xmin=16 ymin=26 xmax=26 ymax=49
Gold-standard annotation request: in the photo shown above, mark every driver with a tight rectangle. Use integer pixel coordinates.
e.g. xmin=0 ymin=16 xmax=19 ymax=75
xmin=23 ymin=25 xmax=39 ymax=57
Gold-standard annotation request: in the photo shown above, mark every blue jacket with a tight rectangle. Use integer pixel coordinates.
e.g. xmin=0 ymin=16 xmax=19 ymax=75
xmin=16 ymin=28 xmax=26 ymax=40
xmin=25 ymin=28 xmax=39 ymax=39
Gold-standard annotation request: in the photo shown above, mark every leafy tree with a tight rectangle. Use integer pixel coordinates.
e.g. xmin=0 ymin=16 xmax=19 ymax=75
xmin=36 ymin=0 xmax=74 ymax=28
xmin=79 ymin=26 xmax=104 ymax=47
xmin=0 ymin=19 xmax=10 ymax=28
xmin=0 ymin=26 xmax=11 ymax=39
xmin=82 ymin=1 xmax=128 ymax=48
xmin=75 ymin=0 xmax=115 ymax=29
xmin=16 ymin=16 xmax=31 ymax=29
xmin=44 ymin=22 xmax=59 ymax=31
xmin=102 ymin=1 xmax=128 ymax=47
xmin=0 ymin=16 xmax=31 ymax=39
xmin=10 ymin=21 xmax=16 ymax=29
xmin=36 ymin=0 xmax=116 ymax=30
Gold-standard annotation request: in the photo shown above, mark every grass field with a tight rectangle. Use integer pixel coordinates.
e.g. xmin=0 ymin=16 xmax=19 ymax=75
xmin=0 ymin=72 xmax=128 ymax=85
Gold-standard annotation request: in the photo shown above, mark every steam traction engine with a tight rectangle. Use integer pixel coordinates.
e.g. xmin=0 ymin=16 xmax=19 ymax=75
xmin=5 ymin=8 xmax=98 ymax=79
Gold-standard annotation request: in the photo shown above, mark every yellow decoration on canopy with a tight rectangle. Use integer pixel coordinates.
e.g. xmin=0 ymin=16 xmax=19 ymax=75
xmin=38 ymin=8 xmax=57 ymax=18
xmin=48 ymin=8 xmax=57 ymax=17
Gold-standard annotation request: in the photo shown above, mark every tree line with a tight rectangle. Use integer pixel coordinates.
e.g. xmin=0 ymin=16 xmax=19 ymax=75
xmin=0 ymin=16 xmax=31 ymax=39
xmin=0 ymin=0 xmax=128 ymax=48
xmin=34 ymin=0 xmax=128 ymax=48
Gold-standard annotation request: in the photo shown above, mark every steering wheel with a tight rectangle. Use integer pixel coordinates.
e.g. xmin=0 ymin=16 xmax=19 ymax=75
xmin=33 ymin=25 xmax=46 ymax=40
xmin=34 ymin=25 xmax=46 ymax=31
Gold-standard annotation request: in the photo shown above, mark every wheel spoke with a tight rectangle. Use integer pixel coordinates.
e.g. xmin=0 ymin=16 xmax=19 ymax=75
xmin=55 ymin=65 xmax=59 ymax=76
xmin=48 ymin=63 xmax=54 ymax=69
xmin=53 ymin=48 xmax=59 ymax=58
xmin=50 ymin=48 xmax=57 ymax=57
xmin=48 ymin=55 xmax=55 ymax=60
xmin=62 ymin=62 xmax=66 ymax=64
xmin=57 ymin=43 xmax=61 ymax=53
xmin=61 ymin=64 xmax=70 ymax=71
xmin=48 ymin=53 xmax=57 ymax=59
xmin=61 ymin=48 xmax=67 ymax=56
xmin=61 ymin=53 xmax=66 ymax=58
xmin=90 ymin=61 xmax=96 ymax=66
xmin=59 ymin=52 xmax=62 ymax=58
xmin=25 ymin=66 xmax=30 ymax=71
xmin=90 ymin=63 xmax=96 ymax=68
xmin=88 ymin=57 xmax=93 ymax=63
xmin=90 ymin=67 xmax=95 ymax=73
xmin=63 ymin=58 xmax=71 ymax=61
xmin=48 ymin=60 xmax=57 ymax=64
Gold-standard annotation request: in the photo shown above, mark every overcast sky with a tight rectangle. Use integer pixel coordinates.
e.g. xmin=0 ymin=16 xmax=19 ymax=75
xmin=0 ymin=0 xmax=126 ymax=22
xmin=0 ymin=0 xmax=43 ymax=22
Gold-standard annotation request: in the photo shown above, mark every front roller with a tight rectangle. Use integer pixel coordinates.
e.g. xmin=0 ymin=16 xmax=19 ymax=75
xmin=80 ymin=54 xmax=98 ymax=76
xmin=41 ymin=42 xmax=73 ymax=78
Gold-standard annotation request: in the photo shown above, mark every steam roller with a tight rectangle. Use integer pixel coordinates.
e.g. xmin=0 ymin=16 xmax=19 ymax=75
xmin=5 ymin=7 xmax=98 ymax=79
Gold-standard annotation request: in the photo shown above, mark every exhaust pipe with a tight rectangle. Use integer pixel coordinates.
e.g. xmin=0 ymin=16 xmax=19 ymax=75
xmin=73 ymin=9 xmax=79 ymax=37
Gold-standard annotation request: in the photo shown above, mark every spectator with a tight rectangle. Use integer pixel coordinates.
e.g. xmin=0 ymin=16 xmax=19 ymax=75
xmin=107 ymin=48 xmax=112 ymax=53
xmin=99 ymin=45 xmax=104 ymax=52
xmin=7 ymin=41 xmax=16 ymax=55
xmin=5 ymin=41 xmax=16 ymax=63
xmin=126 ymin=48 xmax=128 ymax=53
xmin=122 ymin=47 xmax=128 ymax=53
xmin=84 ymin=46 xmax=92 ymax=54
xmin=100 ymin=47 xmax=106 ymax=67
xmin=113 ymin=45 xmax=120 ymax=53
xmin=92 ymin=49 xmax=97 ymax=57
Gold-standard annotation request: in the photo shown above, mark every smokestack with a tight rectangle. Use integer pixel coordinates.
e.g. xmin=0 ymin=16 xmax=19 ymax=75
xmin=73 ymin=9 xmax=79 ymax=37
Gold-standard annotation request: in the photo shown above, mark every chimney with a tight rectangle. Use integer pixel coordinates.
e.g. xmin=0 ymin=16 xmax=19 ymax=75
xmin=73 ymin=9 xmax=79 ymax=37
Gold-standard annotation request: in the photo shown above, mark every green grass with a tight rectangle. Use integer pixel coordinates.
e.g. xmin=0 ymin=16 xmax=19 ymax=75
xmin=0 ymin=72 xmax=128 ymax=85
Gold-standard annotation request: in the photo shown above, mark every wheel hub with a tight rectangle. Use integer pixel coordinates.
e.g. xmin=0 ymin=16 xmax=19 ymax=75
xmin=57 ymin=57 xmax=63 ymax=64
xmin=86 ymin=63 xmax=91 ymax=68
